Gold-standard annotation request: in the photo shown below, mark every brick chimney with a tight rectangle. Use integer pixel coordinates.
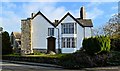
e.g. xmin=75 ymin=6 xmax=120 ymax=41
xmin=80 ymin=6 xmax=86 ymax=19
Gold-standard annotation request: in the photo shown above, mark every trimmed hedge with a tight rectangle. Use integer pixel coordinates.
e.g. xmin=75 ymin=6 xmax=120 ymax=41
xmin=2 ymin=55 xmax=60 ymax=65
xmin=82 ymin=36 xmax=111 ymax=55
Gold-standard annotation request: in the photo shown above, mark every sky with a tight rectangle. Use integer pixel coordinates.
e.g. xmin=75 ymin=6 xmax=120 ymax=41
xmin=0 ymin=1 xmax=119 ymax=34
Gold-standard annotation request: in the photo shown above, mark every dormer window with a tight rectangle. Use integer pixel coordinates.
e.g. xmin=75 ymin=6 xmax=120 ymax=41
xmin=48 ymin=28 xmax=54 ymax=36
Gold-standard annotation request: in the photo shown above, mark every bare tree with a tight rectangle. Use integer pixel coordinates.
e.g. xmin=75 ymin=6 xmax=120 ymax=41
xmin=103 ymin=14 xmax=120 ymax=38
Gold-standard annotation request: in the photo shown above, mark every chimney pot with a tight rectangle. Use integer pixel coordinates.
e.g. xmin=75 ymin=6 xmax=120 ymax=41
xmin=55 ymin=20 xmax=59 ymax=24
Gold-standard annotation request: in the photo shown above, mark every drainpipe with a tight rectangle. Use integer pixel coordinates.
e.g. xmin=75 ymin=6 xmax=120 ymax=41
xmin=56 ymin=28 xmax=61 ymax=53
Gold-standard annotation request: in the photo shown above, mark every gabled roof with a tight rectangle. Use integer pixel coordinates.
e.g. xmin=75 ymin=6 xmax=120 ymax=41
xmin=56 ymin=12 xmax=84 ymax=27
xmin=11 ymin=32 xmax=21 ymax=39
xmin=32 ymin=11 xmax=55 ymax=27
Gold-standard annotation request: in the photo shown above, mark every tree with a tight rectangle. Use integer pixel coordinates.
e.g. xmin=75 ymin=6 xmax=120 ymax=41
xmin=93 ymin=14 xmax=120 ymax=38
xmin=102 ymin=14 xmax=120 ymax=51
xmin=103 ymin=14 xmax=120 ymax=38
xmin=2 ymin=31 xmax=12 ymax=55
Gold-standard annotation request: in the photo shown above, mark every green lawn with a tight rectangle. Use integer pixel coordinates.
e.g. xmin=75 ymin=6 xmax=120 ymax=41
xmin=4 ymin=52 xmax=69 ymax=59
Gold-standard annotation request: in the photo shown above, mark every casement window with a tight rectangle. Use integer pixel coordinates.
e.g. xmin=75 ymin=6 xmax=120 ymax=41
xmin=61 ymin=23 xmax=76 ymax=34
xmin=62 ymin=37 xmax=76 ymax=48
xmin=48 ymin=28 xmax=54 ymax=36
xmin=61 ymin=23 xmax=77 ymax=34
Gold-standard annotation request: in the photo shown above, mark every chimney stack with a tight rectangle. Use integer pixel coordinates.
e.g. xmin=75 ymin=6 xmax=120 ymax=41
xmin=80 ymin=6 xmax=86 ymax=19
xmin=31 ymin=13 xmax=35 ymax=18
xmin=55 ymin=20 xmax=59 ymax=24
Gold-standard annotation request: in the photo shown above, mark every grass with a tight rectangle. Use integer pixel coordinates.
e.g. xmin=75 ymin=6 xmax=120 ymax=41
xmin=3 ymin=52 xmax=69 ymax=59
xmin=24 ymin=53 xmax=69 ymax=58
xmin=3 ymin=53 xmax=21 ymax=56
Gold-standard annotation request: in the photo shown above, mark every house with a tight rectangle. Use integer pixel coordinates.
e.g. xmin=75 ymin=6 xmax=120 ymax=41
xmin=21 ymin=7 xmax=93 ymax=54
xmin=10 ymin=32 xmax=21 ymax=53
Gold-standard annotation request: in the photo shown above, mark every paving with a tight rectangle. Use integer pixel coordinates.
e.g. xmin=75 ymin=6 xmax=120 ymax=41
xmin=1 ymin=60 xmax=120 ymax=71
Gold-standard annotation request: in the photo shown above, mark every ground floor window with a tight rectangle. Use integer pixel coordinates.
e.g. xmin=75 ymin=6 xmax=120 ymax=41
xmin=62 ymin=37 xmax=76 ymax=48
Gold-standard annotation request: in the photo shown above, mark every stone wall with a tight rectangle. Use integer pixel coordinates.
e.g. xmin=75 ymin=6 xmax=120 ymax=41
xmin=21 ymin=18 xmax=33 ymax=54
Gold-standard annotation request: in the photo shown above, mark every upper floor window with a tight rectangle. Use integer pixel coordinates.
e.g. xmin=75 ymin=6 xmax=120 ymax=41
xmin=48 ymin=28 xmax=54 ymax=36
xmin=61 ymin=23 xmax=76 ymax=34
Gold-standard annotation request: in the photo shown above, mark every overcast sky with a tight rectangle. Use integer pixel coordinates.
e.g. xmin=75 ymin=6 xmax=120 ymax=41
xmin=1 ymin=1 xmax=119 ymax=34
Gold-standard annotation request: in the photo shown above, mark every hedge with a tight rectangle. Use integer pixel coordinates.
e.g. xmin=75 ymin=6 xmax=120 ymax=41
xmin=2 ymin=55 xmax=60 ymax=65
xmin=110 ymin=38 xmax=120 ymax=51
xmin=82 ymin=36 xmax=111 ymax=55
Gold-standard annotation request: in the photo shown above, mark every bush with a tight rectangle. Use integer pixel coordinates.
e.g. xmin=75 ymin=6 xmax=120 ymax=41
xmin=110 ymin=38 xmax=120 ymax=51
xmin=2 ymin=31 xmax=13 ymax=55
xmin=82 ymin=36 xmax=111 ymax=55
xmin=59 ymin=51 xmax=111 ymax=69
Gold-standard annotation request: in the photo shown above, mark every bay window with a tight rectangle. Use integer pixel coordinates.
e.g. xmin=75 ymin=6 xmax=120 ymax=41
xmin=62 ymin=37 xmax=76 ymax=48
xmin=62 ymin=23 xmax=76 ymax=34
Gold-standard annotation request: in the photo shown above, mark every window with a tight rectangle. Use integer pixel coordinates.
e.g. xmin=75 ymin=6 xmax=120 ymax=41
xmin=62 ymin=37 xmax=76 ymax=48
xmin=62 ymin=38 xmax=65 ymax=48
xmin=62 ymin=23 xmax=75 ymax=34
xmin=48 ymin=28 xmax=54 ymax=36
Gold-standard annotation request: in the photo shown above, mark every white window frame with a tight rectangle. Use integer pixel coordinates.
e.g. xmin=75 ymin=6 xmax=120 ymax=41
xmin=62 ymin=37 xmax=76 ymax=48
xmin=48 ymin=28 xmax=54 ymax=36
xmin=62 ymin=23 xmax=76 ymax=34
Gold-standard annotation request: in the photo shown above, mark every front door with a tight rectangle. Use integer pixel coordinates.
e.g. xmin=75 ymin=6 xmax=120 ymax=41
xmin=47 ymin=37 xmax=56 ymax=53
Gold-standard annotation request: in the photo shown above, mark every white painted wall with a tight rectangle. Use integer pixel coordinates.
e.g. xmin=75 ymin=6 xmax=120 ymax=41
xmin=31 ymin=14 xmax=92 ymax=53
xmin=56 ymin=15 xmax=78 ymax=53
xmin=62 ymin=48 xmax=76 ymax=53
xmin=76 ymin=24 xmax=84 ymax=50
xmin=31 ymin=14 xmax=54 ymax=49
xmin=85 ymin=27 xmax=92 ymax=38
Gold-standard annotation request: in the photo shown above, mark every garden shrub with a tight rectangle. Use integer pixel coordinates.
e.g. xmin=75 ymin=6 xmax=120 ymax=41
xmin=82 ymin=36 xmax=111 ymax=55
xmin=110 ymin=38 xmax=120 ymax=51
xmin=107 ymin=51 xmax=120 ymax=66
xmin=59 ymin=51 xmax=111 ymax=69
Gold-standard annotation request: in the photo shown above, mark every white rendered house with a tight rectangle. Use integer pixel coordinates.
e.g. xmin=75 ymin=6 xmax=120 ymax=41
xmin=21 ymin=7 xmax=93 ymax=54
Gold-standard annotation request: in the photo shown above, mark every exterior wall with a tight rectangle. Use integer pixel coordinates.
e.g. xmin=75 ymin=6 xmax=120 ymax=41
xmin=56 ymin=15 xmax=79 ymax=53
xmin=21 ymin=13 xmax=92 ymax=54
xmin=31 ymin=15 xmax=54 ymax=50
xmin=10 ymin=34 xmax=21 ymax=53
xmin=85 ymin=27 xmax=92 ymax=38
xmin=21 ymin=19 xmax=32 ymax=54
xmin=76 ymin=24 xmax=84 ymax=50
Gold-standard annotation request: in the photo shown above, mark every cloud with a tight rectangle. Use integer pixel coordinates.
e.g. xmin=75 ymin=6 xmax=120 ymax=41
xmin=86 ymin=7 xmax=104 ymax=20
xmin=1 ymin=3 xmax=21 ymax=33
xmin=1 ymin=2 xmax=67 ymax=33
xmin=21 ymin=2 xmax=67 ymax=21
xmin=1 ymin=2 xmax=107 ymax=34
xmin=112 ymin=6 xmax=118 ymax=10
xmin=2 ymin=10 xmax=21 ymax=33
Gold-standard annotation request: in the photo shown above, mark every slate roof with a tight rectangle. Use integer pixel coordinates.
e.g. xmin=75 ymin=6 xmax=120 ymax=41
xmin=22 ymin=11 xmax=93 ymax=27
xmin=76 ymin=18 xmax=93 ymax=27
xmin=56 ymin=12 xmax=84 ymax=27
xmin=55 ymin=12 xmax=93 ymax=27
